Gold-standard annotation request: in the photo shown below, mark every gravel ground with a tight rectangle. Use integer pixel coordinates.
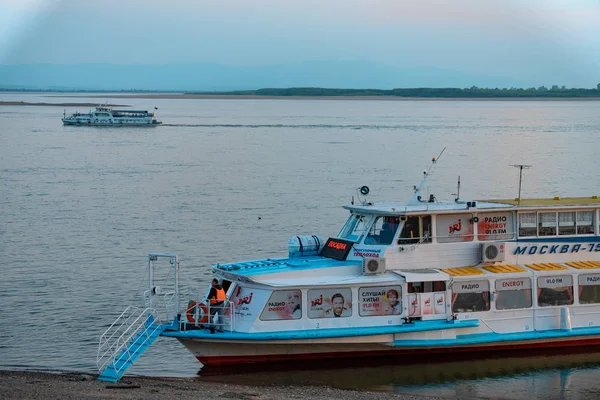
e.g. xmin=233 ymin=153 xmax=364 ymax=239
xmin=0 ymin=371 xmax=442 ymax=400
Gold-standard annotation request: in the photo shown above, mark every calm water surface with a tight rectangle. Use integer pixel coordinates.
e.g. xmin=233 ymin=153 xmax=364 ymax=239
xmin=1 ymin=94 xmax=600 ymax=398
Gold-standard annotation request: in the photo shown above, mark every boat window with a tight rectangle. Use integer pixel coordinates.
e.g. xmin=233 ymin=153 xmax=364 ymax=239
xmin=537 ymin=275 xmax=573 ymax=307
xmin=398 ymin=216 xmax=432 ymax=244
xmin=477 ymin=212 xmax=514 ymax=241
xmin=538 ymin=212 xmax=557 ymax=236
xmin=436 ymin=214 xmax=474 ymax=243
xmin=307 ymin=288 xmax=352 ymax=318
xmin=558 ymin=212 xmax=576 ymax=235
xmin=577 ymin=211 xmax=595 ymax=235
xmin=364 ymin=216 xmax=400 ymax=245
xmin=518 ymin=212 xmax=537 ymax=237
xmin=408 ymin=281 xmax=446 ymax=293
xmin=495 ymin=278 xmax=532 ymax=310
xmin=358 ymin=286 xmax=402 ymax=316
xmin=259 ymin=290 xmax=302 ymax=321
xmin=338 ymin=213 xmax=369 ymax=242
xmin=451 ymin=280 xmax=490 ymax=313
xmin=578 ymin=274 xmax=600 ymax=304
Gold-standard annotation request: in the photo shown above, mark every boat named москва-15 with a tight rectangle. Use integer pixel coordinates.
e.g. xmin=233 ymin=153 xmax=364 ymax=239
xmin=96 ymin=151 xmax=600 ymax=382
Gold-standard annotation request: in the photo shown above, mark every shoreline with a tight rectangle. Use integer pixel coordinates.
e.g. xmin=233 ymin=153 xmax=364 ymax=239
xmin=2 ymin=95 xmax=600 ymax=104
xmin=0 ymin=370 xmax=431 ymax=400
xmin=55 ymin=94 xmax=600 ymax=101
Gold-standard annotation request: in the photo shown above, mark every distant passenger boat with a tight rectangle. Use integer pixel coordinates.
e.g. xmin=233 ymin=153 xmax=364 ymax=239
xmin=62 ymin=105 xmax=162 ymax=126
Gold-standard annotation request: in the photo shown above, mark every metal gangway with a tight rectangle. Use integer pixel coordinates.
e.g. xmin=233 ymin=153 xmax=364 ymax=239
xmin=96 ymin=253 xmax=180 ymax=382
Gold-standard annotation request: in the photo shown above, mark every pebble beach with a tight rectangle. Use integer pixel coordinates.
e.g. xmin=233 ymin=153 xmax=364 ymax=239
xmin=0 ymin=371 xmax=438 ymax=400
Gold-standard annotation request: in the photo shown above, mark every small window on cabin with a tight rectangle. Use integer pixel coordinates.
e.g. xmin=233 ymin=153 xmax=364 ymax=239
xmin=538 ymin=212 xmax=557 ymax=236
xmin=537 ymin=275 xmax=573 ymax=307
xmin=495 ymin=278 xmax=532 ymax=310
xmin=436 ymin=214 xmax=474 ymax=243
xmin=518 ymin=213 xmax=537 ymax=237
xmin=338 ymin=214 xmax=369 ymax=242
xmin=558 ymin=212 xmax=576 ymax=236
xmin=451 ymin=280 xmax=490 ymax=313
xmin=408 ymin=281 xmax=446 ymax=293
xmin=364 ymin=216 xmax=399 ymax=245
xmin=260 ymin=290 xmax=302 ymax=321
xmin=398 ymin=216 xmax=432 ymax=244
xmin=578 ymin=274 xmax=600 ymax=304
xmin=577 ymin=211 xmax=595 ymax=235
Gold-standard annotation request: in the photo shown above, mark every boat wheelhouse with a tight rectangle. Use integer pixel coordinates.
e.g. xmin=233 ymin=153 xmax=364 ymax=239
xmin=96 ymin=155 xmax=600 ymax=383
xmin=62 ymin=105 xmax=161 ymax=126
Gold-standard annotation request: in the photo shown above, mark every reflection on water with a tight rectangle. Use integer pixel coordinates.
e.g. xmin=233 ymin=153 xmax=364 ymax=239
xmin=200 ymin=350 xmax=600 ymax=399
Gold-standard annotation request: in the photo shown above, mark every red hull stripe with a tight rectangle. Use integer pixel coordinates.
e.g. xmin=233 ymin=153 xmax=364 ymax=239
xmin=197 ymin=336 xmax=600 ymax=366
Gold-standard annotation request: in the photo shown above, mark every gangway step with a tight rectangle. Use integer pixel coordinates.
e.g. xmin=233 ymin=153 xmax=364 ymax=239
xmin=98 ymin=323 xmax=166 ymax=383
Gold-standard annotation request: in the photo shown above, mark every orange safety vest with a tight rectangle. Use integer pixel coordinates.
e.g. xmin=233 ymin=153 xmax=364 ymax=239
xmin=210 ymin=287 xmax=226 ymax=305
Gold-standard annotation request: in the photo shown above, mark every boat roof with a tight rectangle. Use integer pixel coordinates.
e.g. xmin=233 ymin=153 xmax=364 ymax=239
xmin=444 ymin=260 xmax=600 ymax=277
xmin=344 ymin=196 xmax=600 ymax=215
xmin=214 ymin=256 xmax=360 ymax=277
xmin=484 ymin=197 xmax=600 ymax=207
xmin=344 ymin=200 xmax=509 ymax=215
xmin=214 ymin=257 xmax=600 ymax=287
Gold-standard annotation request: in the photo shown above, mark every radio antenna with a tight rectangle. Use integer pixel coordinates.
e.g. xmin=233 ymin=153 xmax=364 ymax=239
xmin=452 ymin=176 xmax=461 ymax=202
xmin=407 ymin=147 xmax=446 ymax=205
xmin=510 ymin=164 xmax=531 ymax=206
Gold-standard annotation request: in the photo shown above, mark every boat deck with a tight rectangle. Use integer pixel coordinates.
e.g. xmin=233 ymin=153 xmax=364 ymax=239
xmin=483 ymin=197 xmax=600 ymax=206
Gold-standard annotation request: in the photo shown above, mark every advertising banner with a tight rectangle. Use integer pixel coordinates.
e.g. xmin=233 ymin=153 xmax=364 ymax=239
xmin=358 ymin=286 xmax=402 ymax=316
xmin=477 ymin=212 xmax=514 ymax=241
xmin=260 ymin=290 xmax=302 ymax=321
xmin=436 ymin=214 xmax=474 ymax=243
xmin=308 ymin=288 xmax=352 ymax=318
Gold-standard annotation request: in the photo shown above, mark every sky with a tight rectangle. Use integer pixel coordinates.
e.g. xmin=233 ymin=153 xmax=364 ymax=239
xmin=0 ymin=0 xmax=599 ymax=88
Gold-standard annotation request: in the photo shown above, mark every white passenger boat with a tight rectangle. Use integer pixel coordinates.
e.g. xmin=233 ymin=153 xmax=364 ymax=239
xmin=62 ymin=105 xmax=161 ymax=126
xmin=96 ymin=152 xmax=600 ymax=382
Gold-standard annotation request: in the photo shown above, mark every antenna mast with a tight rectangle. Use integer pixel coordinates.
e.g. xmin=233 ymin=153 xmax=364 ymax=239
xmin=510 ymin=164 xmax=531 ymax=206
xmin=452 ymin=176 xmax=461 ymax=202
xmin=407 ymin=147 xmax=446 ymax=205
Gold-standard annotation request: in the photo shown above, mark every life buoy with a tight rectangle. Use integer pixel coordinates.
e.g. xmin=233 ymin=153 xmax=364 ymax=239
xmin=186 ymin=301 xmax=208 ymax=325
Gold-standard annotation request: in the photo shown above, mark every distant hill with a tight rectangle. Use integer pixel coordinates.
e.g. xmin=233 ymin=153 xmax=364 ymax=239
xmin=192 ymin=87 xmax=600 ymax=98
xmin=0 ymin=61 xmax=529 ymax=91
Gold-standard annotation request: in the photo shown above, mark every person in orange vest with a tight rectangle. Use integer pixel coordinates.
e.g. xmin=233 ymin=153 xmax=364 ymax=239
xmin=208 ymin=278 xmax=227 ymax=331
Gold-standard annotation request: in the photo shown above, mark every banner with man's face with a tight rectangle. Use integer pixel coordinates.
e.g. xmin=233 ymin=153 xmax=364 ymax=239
xmin=307 ymin=288 xmax=352 ymax=318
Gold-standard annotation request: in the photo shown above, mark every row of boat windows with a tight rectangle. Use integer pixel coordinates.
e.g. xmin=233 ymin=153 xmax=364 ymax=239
xmin=340 ymin=210 xmax=598 ymax=245
xmin=519 ymin=211 xmax=596 ymax=237
xmin=256 ymin=275 xmax=600 ymax=321
xmin=452 ymin=275 xmax=600 ymax=312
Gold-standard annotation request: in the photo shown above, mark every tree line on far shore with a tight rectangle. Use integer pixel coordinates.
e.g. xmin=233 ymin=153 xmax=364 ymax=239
xmin=190 ymin=84 xmax=600 ymax=98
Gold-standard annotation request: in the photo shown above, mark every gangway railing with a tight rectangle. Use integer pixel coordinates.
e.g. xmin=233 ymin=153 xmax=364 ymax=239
xmin=96 ymin=305 xmax=165 ymax=382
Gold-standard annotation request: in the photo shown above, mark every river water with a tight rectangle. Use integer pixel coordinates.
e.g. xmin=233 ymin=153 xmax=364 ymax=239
xmin=1 ymin=93 xmax=600 ymax=398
